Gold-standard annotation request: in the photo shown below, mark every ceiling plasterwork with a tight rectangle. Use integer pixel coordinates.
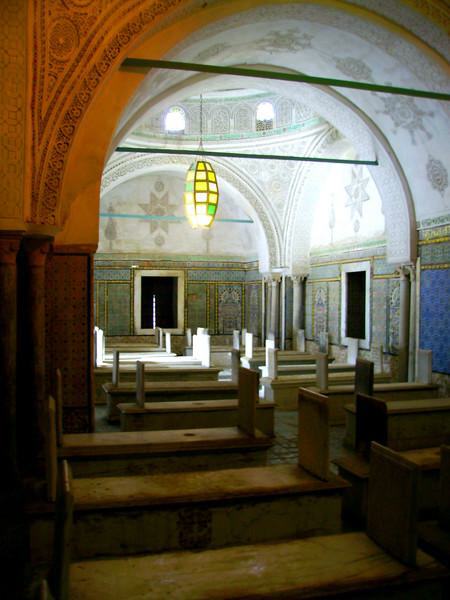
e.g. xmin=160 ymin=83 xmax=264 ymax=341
xmin=101 ymin=153 xmax=280 ymax=267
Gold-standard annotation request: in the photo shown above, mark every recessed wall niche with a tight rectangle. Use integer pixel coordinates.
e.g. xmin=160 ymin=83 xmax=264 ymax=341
xmin=133 ymin=269 xmax=185 ymax=334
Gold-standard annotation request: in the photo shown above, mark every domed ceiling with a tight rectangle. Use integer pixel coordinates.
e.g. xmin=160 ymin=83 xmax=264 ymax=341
xmin=100 ymin=1 xmax=449 ymax=273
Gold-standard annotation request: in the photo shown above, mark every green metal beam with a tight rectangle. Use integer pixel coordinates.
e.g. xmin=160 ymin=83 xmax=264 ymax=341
xmin=116 ymin=146 xmax=378 ymax=166
xmin=121 ymin=58 xmax=450 ymax=102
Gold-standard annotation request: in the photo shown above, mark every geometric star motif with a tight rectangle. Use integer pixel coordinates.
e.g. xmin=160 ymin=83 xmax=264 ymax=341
xmin=139 ymin=191 xmax=180 ymax=235
xmin=345 ymin=166 xmax=370 ymax=220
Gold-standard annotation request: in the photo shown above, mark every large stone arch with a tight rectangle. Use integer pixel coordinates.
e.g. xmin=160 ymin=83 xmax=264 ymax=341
xmin=101 ymin=152 xmax=280 ymax=269
xmin=286 ymin=87 xmax=417 ymax=271
xmin=29 ymin=0 xmax=447 ymax=232
xmin=117 ymin=68 xmax=415 ymax=266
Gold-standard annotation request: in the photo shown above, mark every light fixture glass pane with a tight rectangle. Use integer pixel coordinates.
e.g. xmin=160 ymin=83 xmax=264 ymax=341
xmin=197 ymin=162 xmax=206 ymax=170
xmin=196 ymin=171 xmax=207 ymax=180
xmin=196 ymin=192 xmax=207 ymax=202
xmin=195 ymin=182 xmax=208 ymax=191
xmin=209 ymin=182 xmax=217 ymax=192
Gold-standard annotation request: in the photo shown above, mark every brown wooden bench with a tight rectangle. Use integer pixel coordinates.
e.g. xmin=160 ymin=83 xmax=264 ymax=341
xmin=68 ymin=441 xmax=449 ymax=599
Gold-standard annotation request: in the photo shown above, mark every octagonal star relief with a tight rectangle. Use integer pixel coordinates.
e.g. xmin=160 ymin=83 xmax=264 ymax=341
xmin=139 ymin=191 xmax=181 ymax=243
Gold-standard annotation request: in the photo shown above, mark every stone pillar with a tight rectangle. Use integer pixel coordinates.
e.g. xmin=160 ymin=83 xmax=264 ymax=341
xmin=0 ymin=234 xmax=22 ymax=485
xmin=397 ymin=266 xmax=411 ymax=382
xmin=406 ymin=265 xmax=416 ymax=382
xmin=280 ymin=274 xmax=287 ymax=350
xmin=268 ymin=274 xmax=281 ymax=344
xmin=291 ymin=275 xmax=305 ymax=350
xmin=25 ymin=238 xmax=51 ymax=477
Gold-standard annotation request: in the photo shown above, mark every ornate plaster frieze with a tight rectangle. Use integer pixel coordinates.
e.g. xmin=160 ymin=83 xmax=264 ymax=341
xmin=31 ymin=0 xmax=192 ymax=225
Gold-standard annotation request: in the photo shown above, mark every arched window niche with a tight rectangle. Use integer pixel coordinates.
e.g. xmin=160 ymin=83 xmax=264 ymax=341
xmin=256 ymin=101 xmax=274 ymax=132
xmin=164 ymin=106 xmax=186 ymax=134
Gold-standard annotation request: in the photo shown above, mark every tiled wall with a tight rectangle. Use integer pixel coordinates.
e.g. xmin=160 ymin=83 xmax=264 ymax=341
xmin=305 ymin=245 xmax=399 ymax=371
xmin=94 ymin=255 xmax=262 ymax=340
xmin=418 ymin=220 xmax=450 ymax=376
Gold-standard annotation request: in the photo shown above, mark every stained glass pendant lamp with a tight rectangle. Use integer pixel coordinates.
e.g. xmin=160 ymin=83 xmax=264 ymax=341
xmin=184 ymin=94 xmax=219 ymax=228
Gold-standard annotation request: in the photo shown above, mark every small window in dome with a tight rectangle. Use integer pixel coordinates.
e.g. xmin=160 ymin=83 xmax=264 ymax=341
xmin=256 ymin=101 xmax=274 ymax=131
xmin=165 ymin=106 xmax=186 ymax=133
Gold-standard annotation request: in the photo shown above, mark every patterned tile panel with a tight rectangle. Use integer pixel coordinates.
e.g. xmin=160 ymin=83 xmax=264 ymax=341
xmin=388 ymin=279 xmax=400 ymax=352
xmin=246 ymin=284 xmax=261 ymax=336
xmin=419 ymin=241 xmax=450 ymax=265
xmin=420 ymin=269 xmax=450 ymax=374
xmin=309 ymin=264 xmax=340 ymax=280
xmin=188 ymin=269 xmax=246 ymax=282
xmin=372 ymin=278 xmax=389 ymax=348
xmin=305 ymin=283 xmax=313 ymax=339
xmin=107 ymin=283 xmax=131 ymax=336
xmin=327 ymin=281 xmax=340 ymax=344
xmin=187 ymin=283 xmax=207 ymax=332
xmin=373 ymin=258 xmax=397 ymax=276
xmin=94 ymin=269 xmax=131 ymax=281
xmin=217 ymin=284 xmax=242 ymax=334
xmin=313 ymin=284 xmax=328 ymax=340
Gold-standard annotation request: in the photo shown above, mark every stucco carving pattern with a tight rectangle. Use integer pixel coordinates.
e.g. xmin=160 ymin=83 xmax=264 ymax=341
xmin=426 ymin=156 xmax=449 ymax=197
xmin=101 ymin=153 xmax=280 ymax=267
xmin=31 ymin=0 xmax=186 ymax=224
xmin=0 ymin=0 xmax=27 ymax=219
xmin=29 ymin=0 xmax=448 ymax=228
xmin=169 ymin=4 xmax=448 ymax=91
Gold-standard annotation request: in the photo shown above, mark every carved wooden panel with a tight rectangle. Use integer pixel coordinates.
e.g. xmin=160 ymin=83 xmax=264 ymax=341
xmin=46 ymin=251 xmax=93 ymax=432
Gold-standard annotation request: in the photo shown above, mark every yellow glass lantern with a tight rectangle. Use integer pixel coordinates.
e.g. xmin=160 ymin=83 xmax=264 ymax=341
xmin=184 ymin=159 xmax=219 ymax=228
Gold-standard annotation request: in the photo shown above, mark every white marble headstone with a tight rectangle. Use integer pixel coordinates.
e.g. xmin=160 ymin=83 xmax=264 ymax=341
xmin=316 ymin=352 xmax=328 ymax=390
xmin=265 ymin=338 xmax=275 ymax=368
xmin=318 ymin=331 xmax=329 ymax=354
xmin=200 ymin=334 xmax=211 ymax=368
xmin=245 ymin=332 xmax=254 ymax=359
xmin=232 ymin=330 xmax=240 ymax=350
xmin=94 ymin=327 xmax=104 ymax=367
xmin=417 ymin=349 xmax=432 ymax=384
xmin=267 ymin=347 xmax=279 ymax=379
xmin=347 ymin=338 xmax=359 ymax=365
xmin=297 ymin=329 xmax=305 ymax=352
xmin=165 ymin=332 xmax=171 ymax=355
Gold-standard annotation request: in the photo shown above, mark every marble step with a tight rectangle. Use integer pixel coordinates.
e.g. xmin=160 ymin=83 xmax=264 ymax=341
xmin=118 ymin=398 xmax=275 ymax=436
xmin=104 ymin=380 xmax=238 ymax=421
xmin=69 ymin=531 xmax=449 ymax=599
xmin=59 ymin=427 xmax=273 ymax=478
xmin=31 ymin=464 xmax=348 ymax=562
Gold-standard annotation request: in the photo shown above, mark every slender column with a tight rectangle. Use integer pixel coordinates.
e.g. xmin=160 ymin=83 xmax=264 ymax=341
xmin=397 ymin=266 xmax=410 ymax=382
xmin=268 ymin=274 xmax=281 ymax=344
xmin=265 ymin=276 xmax=271 ymax=341
xmin=292 ymin=275 xmax=306 ymax=349
xmin=280 ymin=274 xmax=286 ymax=350
xmin=260 ymin=277 xmax=266 ymax=345
xmin=406 ymin=265 xmax=416 ymax=382
xmin=22 ymin=238 xmax=51 ymax=478
xmin=0 ymin=234 xmax=22 ymax=485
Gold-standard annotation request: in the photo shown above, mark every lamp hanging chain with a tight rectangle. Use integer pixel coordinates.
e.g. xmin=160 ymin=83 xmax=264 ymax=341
xmin=199 ymin=93 xmax=204 ymax=152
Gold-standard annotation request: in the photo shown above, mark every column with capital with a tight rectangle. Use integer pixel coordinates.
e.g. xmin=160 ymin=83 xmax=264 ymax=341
xmin=0 ymin=234 xmax=22 ymax=485
xmin=18 ymin=237 xmax=51 ymax=482
xmin=397 ymin=265 xmax=411 ymax=382
xmin=291 ymin=275 xmax=305 ymax=350
xmin=268 ymin=274 xmax=281 ymax=344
